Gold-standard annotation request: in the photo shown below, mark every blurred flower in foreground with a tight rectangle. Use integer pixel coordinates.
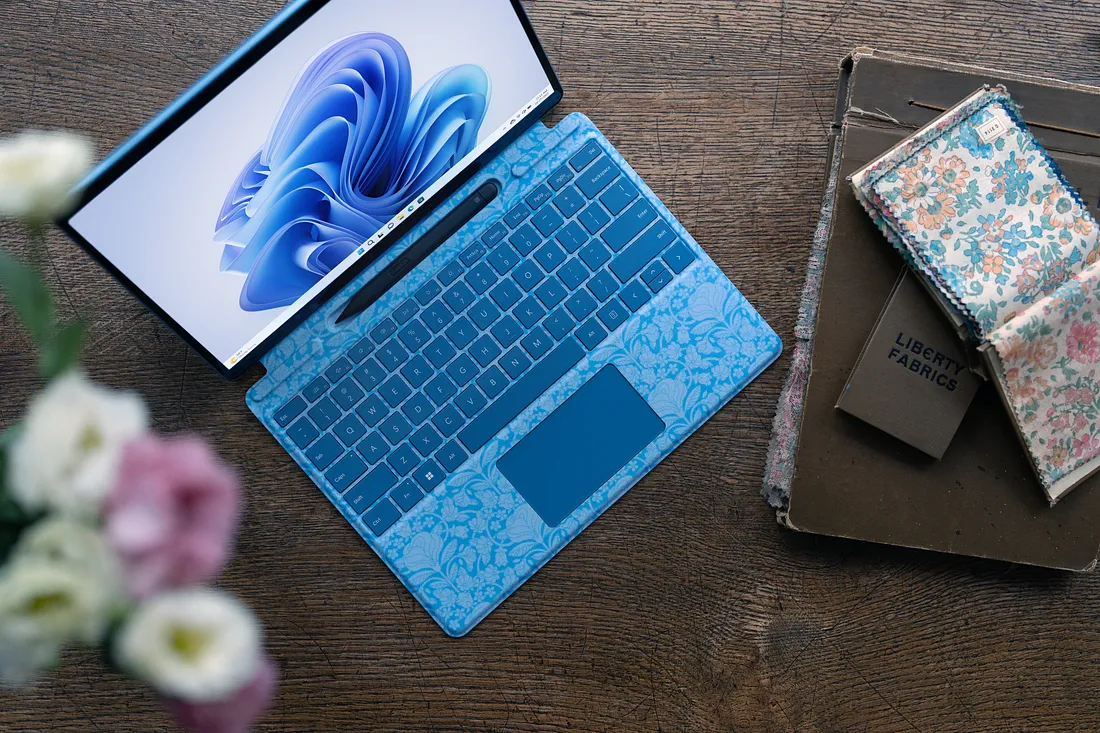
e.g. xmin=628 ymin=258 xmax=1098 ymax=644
xmin=105 ymin=437 xmax=241 ymax=599
xmin=166 ymin=655 xmax=278 ymax=733
xmin=0 ymin=131 xmax=92 ymax=222
xmin=7 ymin=372 xmax=147 ymax=517
xmin=114 ymin=589 xmax=262 ymax=703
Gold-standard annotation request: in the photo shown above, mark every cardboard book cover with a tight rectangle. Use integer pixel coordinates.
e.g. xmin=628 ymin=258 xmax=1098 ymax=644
xmin=763 ymin=48 xmax=1100 ymax=571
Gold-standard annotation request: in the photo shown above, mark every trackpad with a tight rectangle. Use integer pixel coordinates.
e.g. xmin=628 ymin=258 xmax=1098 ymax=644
xmin=498 ymin=365 xmax=665 ymax=527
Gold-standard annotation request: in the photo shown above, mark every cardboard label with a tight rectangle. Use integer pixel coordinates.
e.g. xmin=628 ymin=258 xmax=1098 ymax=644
xmin=977 ymin=108 xmax=1010 ymax=144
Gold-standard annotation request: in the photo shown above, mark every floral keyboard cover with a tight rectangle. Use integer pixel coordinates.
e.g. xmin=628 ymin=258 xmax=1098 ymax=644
xmin=850 ymin=86 xmax=1100 ymax=503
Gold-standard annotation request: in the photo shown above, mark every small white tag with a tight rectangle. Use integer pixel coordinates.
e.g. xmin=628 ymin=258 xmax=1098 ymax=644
xmin=976 ymin=108 xmax=1010 ymax=144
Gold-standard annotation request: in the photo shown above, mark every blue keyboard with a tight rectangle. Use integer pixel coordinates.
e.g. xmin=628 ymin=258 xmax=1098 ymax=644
xmin=270 ymin=140 xmax=698 ymax=538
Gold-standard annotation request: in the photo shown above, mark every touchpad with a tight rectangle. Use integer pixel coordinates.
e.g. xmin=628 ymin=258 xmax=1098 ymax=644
xmin=497 ymin=365 xmax=666 ymax=527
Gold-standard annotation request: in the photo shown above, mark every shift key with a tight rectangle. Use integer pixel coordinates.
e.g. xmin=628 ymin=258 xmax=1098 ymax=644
xmin=610 ymin=222 xmax=677 ymax=283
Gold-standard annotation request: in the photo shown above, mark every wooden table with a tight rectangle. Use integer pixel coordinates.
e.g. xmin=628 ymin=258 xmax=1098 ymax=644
xmin=4 ymin=1 xmax=1100 ymax=730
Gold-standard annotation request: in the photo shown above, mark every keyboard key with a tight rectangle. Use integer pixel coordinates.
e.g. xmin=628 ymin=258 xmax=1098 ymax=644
xmin=308 ymin=397 xmax=340 ymax=430
xmin=559 ymin=259 xmax=588 ymax=290
xmin=332 ymin=379 xmax=365 ymax=411
xmin=526 ymin=184 xmax=553 ymax=210
xmin=393 ymin=299 xmax=419 ymax=326
xmin=469 ymin=299 xmax=502 ymax=330
xmin=388 ymin=444 xmax=420 ymax=476
xmin=438 ymin=259 xmax=465 ymax=286
xmin=491 ymin=316 xmax=524 ymax=348
xmin=490 ymin=280 xmax=522 ymax=311
xmin=288 ymin=418 xmax=319 ymax=449
xmin=436 ymin=441 xmax=469 ymax=472
xmin=544 ymin=308 xmax=576 ymax=340
xmin=353 ymin=358 xmax=386 ymax=391
xmin=663 ymin=240 xmax=697 ymax=274
xmin=353 ymin=465 xmax=398 ymax=510
xmin=500 ymin=347 xmax=532 ymax=379
xmin=416 ymin=279 xmax=443 ymax=305
xmin=600 ymin=179 xmax=640 ymax=215
xmin=577 ymin=318 xmax=608 ymax=350
xmin=334 ymin=414 xmax=368 ymax=447
xmin=376 ymin=340 xmax=410 ymax=372
xmin=457 ymin=386 xmax=488 ymax=418
xmin=649 ymin=268 xmax=673 ymax=293
xmin=577 ymin=157 xmax=618 ymax=198
xmin=521 ymin=327 xmax=553 ymax=360
xmin=532 ymin=206 xmax=564 ymax=237
xmin=459 ymin=338 xmax=585 ymax=453
xmin=433 ymin=405 xmax=466 ymax=438
xmin=483 ymin=222 xmax=509 ymax=247
xmin=465 ymin=262 xmax=498 ymax=295
xmin=326 ymin=453 xmax=367 ymax=493
xmin=345 ymin=477 xmax=388 ymax=515
xmin=380 ymin=413 xmax=413 ymax=446
xmin=398 ymin=320 xmax=432 ymax=352
xmin=358 ymin=432 xmax=390 ymax=464
xmin=642 ymin=260 xmax=667 ymax=285
xmin=556 ymin=221 xmax=588 ymax=253
xmin=504 ymin=203 xmax=530 ymax=228
xmin=307 ymin=434 xmax=343 ymax=470
xmin=364 ymin=499 xmax=401 ymax=536
xmin=477 ymin=366 xmax=509 ymax=399
xmin=422 ymin=301 xmax=454 ymax=333
xmin=620 ymin=280 xmax=652 ymax=312
xmin=610 ymin=221 xmax=676 ymax=283
xmin=356 ymin=395 xmax=389 ymax=428
xmin=444 ymin=282 xmax=476 ymax=313
xmin=302 ymin=376 xmax=330 ymax=402
xmin=413 ymin=460 xmax=445 ymax=492
xmin=534 ymin=242 xmax=567 ymax=273
xmin=515 ymin=297 xmax=546 ymax=329
xmin=603 ymin=200 xmax=657 ymax=251
xmin=565 ymin=290 xmax=598 ymax=321
xmin=391 ymin=481 xmax=423 ymax=512
xmin=580 ymin=240 xmax=611 ymax=271
xmin=411 ymin=425 xmax=444 ymax=457
xmin=460 ymin=242 xmax=487 ymax=267
xmin=379 ymin=375 xmax=412 ymax=408
xmin=424 ymin=337 xmax=457 ymax=369
xmin=370 ymin=318 xmax=398 ymax=345
xmin=488 ymin=243 xmax=521 ymax=275
xmin=401 ymin=393 xmax=434 ymax=425
xmin=275 ymin=396 xmax=306 ymax=427
xmin=535 ymin=277 xmax=568 ymax=309
xmin=598 ymin=300 xmax=631 ymax=331
xmin=548 ymin=165 xmax=574 ymax=190
xmin=425 ymin=373 xmax=458 ymax=407
xmin=446 ymin=317 xmax=478 ymax=350
xmin=471 ymin=335 xmax=503 ymax=367
xmin=554 ymin=186 xmax=586 ymax=218
xmin=578 ymin=203 xmax=612 ymax=234
xmin=400 ymin=355 xmax=433 ymax=389
xmin=574 ymin=137 xmax=607 ymax=169
xmin=446 ymin=354 xmax=479 ymax=387
xmin=509 ymin=224 xmax=541 ymax=256
xmin=513 ymin=261 xmax=544 ymax=292
xmin=587 ymin=270 xmax=619 ymax=302
xmin=347 ymin=339 xmax=374 ymax=364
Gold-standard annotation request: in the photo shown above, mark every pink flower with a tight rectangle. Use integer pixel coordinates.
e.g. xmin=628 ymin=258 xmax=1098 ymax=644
xmin=1073 ymin=434 xmax=1100 ymax=460
xmin=165 ymin=655 xmax=278 ymax=733
xmin=105 ymin=436 xmax=241 ymax=599
xmin=1067 ymin=321 xmax=1100 ymax=364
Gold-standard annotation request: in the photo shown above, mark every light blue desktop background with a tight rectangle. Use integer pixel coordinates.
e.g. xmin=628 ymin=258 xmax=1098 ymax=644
xmin=69 ymin=0 xmax=551 ymax=363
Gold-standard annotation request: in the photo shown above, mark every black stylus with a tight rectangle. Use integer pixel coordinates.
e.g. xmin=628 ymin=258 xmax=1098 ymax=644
xmin=335 ymin=180 xmax=500 ymax=325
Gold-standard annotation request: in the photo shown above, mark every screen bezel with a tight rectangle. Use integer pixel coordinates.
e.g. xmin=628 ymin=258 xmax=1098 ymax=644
xmin=58 ymin=0 xmax=562 ymax=380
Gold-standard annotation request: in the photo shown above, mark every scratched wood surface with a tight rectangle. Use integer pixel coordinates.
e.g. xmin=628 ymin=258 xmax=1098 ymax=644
xmin=3 ymin=1 xmax=1100 ymax=731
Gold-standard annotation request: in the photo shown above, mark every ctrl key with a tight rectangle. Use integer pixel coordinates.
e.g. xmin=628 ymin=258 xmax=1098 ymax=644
xmin=364 ymin=499 xmax=402 ymax=537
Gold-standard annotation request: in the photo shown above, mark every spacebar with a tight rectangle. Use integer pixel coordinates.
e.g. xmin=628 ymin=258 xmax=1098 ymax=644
xmin=458 ymin=337 xmax=585 ymax=453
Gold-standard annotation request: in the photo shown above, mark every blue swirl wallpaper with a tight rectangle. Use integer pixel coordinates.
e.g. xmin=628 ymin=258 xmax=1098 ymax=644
xmin=215 ymin=33 xmax=491 ymax=311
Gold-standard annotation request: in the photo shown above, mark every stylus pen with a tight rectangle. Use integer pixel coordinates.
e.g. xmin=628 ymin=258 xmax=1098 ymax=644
xmin=336 ymin=180 xmax=500 ymax=325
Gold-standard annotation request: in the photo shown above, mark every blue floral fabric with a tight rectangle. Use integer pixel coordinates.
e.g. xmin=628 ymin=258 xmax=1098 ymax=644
xmin=248 ymin=114 xmax=781 ymax=635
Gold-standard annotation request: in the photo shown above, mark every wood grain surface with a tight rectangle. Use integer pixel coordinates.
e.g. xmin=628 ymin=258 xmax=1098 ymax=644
xmin=3 ymin=1 xmax=1100 ymax=731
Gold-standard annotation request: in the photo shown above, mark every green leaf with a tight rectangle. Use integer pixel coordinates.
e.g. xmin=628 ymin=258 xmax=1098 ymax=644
xmin=0 ymin=248 xmax=55 ymax=348
xmin=39 ymin=318 xmax=85 ymax=380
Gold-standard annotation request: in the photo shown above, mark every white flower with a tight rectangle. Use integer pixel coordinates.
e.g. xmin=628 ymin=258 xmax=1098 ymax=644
xmin=0 ymin=131 xmax=93 ymax=221
xmin=7 ymin=372 xmax=147 ymax=517
xmin=16 ymin=518 xmax=123 ymax=599
xmin=115 ymin=589 xmax=261 ymax=702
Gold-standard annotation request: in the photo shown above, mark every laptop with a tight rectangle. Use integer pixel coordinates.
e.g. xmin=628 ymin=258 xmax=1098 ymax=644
xmin=59 ymin=0 xmax=781 ymax=636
